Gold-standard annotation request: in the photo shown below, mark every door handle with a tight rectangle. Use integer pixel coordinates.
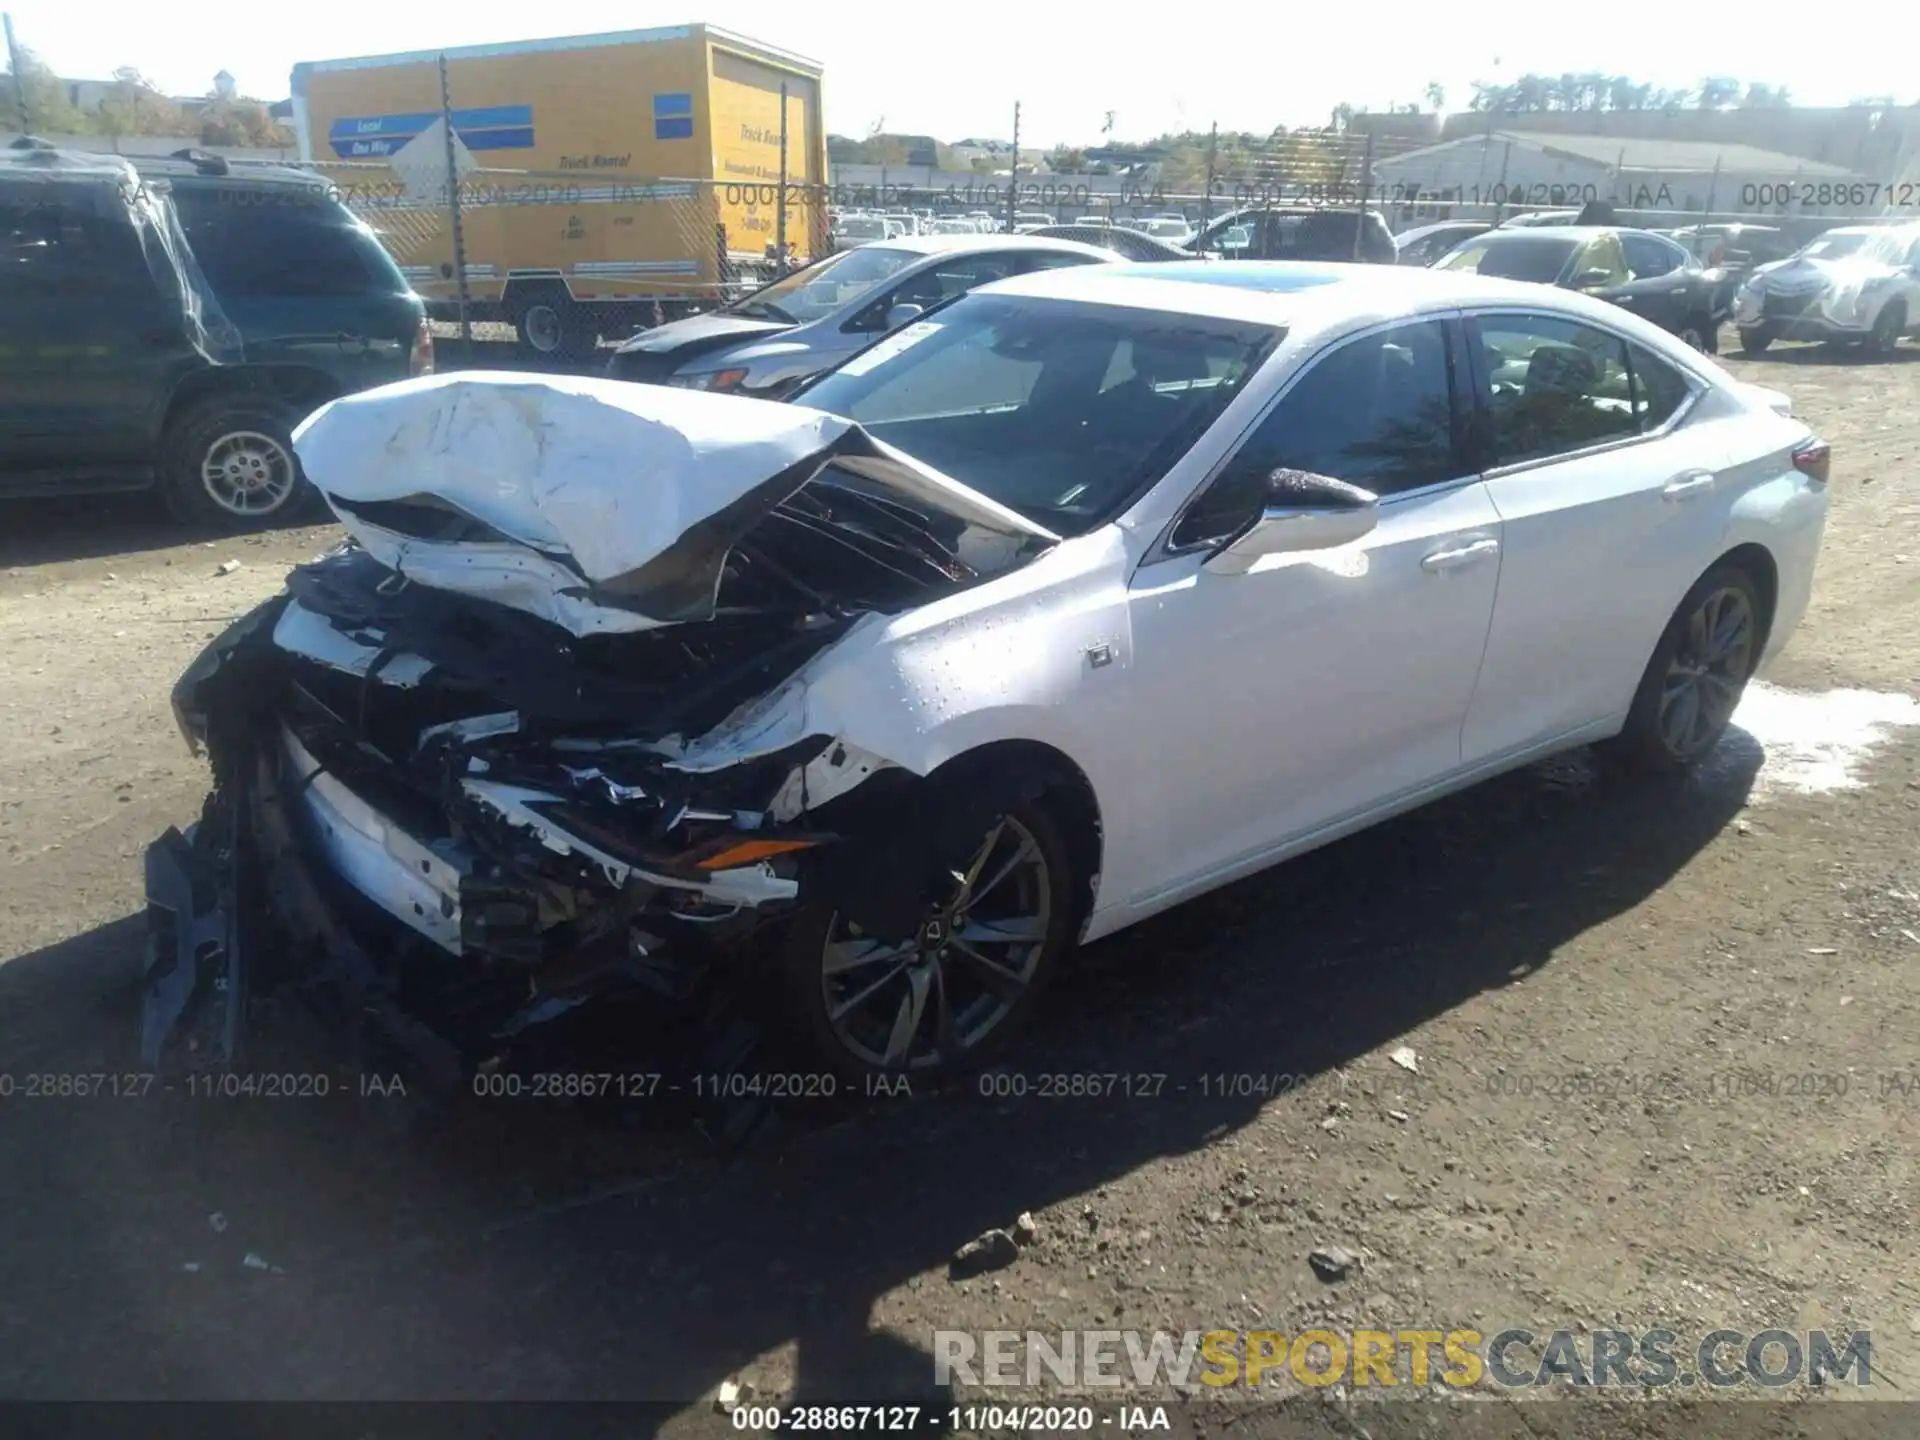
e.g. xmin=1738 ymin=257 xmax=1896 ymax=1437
xmin=1662 ymin=470 xmax=1716 ymax=501
xmin=1420 ymin=538 xmax=1500 ymax=573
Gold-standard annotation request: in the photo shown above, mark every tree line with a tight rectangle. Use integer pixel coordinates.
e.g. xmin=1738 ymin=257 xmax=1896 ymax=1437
xmin=3 ymin=45 xmax=292 ymax=148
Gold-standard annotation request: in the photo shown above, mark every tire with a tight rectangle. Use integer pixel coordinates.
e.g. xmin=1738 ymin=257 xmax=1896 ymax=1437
xmin=1866 ymin=302 xmax=1905 ymax=358
xmin=1604 ymin=562 xmax=1765 ymax=774
xmin=779 ymin=793 xmax=1078 ymax=1083
xmin=160 ymin=393 xmax=314 ymax=531
xmin=1737 ymin=326 xmax=1774 ymax=357
xmin=1677 ymin=321 xmax=1709 ymax=352
xmin=510 ymin=294 xmax=583 ymax=363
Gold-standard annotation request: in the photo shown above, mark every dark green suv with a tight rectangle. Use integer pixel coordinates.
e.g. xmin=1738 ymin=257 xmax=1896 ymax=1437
xmin=0 ymin=142 xmax=429 ymax=529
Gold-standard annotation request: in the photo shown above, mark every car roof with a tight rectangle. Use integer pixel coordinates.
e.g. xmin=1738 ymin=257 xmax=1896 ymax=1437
xmin=972 ymin=259 xmax=1660 ymax=329
xmin=867 ymin=233 xmax=1110 ymax=258
xmin=129 ymin=155 xmax=324 ymax=190
xmin=1396 ymin=221 xmax=1488 ymax=242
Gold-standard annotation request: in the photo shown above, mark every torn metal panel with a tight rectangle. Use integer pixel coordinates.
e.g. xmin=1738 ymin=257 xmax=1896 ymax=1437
xmin=282 ymin=725 xmax=466 ymax=952
xmin=272 ymin=599 xmax=434 ymax=687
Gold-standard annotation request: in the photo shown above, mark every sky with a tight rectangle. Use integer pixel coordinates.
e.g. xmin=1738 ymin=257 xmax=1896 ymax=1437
xmin=7 ymin=0 xmax=1916 ymax=148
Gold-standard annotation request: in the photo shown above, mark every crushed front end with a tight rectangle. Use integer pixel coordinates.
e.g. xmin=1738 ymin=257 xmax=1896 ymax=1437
xmin=143 ymin=544 xmax=912 ymax=1083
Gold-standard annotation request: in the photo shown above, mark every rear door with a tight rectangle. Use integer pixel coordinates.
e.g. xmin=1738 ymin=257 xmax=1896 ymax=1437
xmin=1603 ymin=232 xmax=1699 ymax=334
xmin=1459 ymin=310 xmax=1730 ymax=764
xmin=0 ymin=190 xmax=189 ymax=478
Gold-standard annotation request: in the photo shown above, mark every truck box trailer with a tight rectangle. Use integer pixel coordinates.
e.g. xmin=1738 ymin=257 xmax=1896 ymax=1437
xmin=290 ymin=24 xmax=827 ymax=357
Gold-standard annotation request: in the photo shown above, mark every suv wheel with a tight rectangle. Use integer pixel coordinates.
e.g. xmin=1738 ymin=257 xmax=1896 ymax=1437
xmin=161 ymin=395 xmax=311 ymax=530
xmin=1866 ymin=302 xmax=1906 ymax=358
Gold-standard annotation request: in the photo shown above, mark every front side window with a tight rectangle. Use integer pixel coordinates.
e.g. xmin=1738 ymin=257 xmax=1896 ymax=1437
xmin=1474 ymin=313 xmax=1637 ymax=465
xmin=798 ymin=294 xmax=1278 ymax=535
xmin=1623 ymin=233 xmax=1682 ymax=279
xmin=1170 ymin=319 xmax=1457 ymax=550
xmin=728 ymin=244 xmax=917 ymax=324
xmin=1436 ymin=235 xmax=1582 ymax=283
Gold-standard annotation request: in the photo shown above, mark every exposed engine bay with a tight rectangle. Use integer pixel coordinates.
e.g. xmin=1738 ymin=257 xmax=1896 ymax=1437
xmin=143 ymin=375 xmax=1063 ymax=1085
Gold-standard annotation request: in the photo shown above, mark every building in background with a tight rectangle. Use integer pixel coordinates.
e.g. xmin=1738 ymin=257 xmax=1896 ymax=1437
xmin=1374 ymin=130 xmax=1861 ymax=217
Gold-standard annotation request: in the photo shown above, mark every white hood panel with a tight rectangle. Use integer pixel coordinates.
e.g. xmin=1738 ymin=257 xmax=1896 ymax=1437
xmin=290 ymin=373 xmax=1055 ymax=636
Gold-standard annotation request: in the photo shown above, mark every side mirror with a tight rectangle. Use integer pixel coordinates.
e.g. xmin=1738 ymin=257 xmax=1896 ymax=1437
xmin=1203 ymin=470 xmax=1379 ymax=576
xmin=885 ymin=301 xmax=926 ymax=330
xmin=1570 ymin=268 xmax=1615 ymax=290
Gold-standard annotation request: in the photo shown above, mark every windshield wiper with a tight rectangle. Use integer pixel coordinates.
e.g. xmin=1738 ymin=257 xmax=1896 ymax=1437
xmin=734 ymin=300 xmax=797 ymax=324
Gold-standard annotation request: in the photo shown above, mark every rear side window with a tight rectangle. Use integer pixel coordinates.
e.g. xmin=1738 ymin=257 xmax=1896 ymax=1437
xmin=172 ymin=193 xmax=383 ymax=298
xmin=1476 ymin=314 xmax=1637 ymax=465
xmin=1627 ymin=342 xmax=1693 ymax=430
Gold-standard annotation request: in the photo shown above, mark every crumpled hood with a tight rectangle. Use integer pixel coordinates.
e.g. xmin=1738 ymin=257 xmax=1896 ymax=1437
xmin=609 ymin=309 xmax=788 ymax=357
xmin=290 ymin=373 xmax=1057 ymax=637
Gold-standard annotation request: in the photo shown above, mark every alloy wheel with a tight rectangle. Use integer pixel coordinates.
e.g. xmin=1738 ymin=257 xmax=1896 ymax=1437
xmin=818 ymin=813 xmax=1052 ymax=1071
xmin=200 ymin=430 xmax=297 ymax=516
xmin=1657 ymin=585 xmax=1755 ymax=760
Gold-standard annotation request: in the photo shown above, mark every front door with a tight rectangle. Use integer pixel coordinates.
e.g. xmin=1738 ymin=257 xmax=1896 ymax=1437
xmin=1121 ymin=317 xmax=1503 ymax=907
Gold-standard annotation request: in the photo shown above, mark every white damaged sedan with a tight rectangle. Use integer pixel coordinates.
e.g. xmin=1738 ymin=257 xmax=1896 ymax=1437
xmin=145 ymin=262 xmax=1831 ymax=1083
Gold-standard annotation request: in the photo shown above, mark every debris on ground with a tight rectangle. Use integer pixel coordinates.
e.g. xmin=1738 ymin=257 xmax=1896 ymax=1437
xmin=1309 ymin=1246 xmax=1358 ymax=1282
xmin=1011 ymin=1211 xmax=1040 ymax=1247
xmin=951 ymin=1228 xmax=1021 ymax=1278
xmin=1390 ymin=1046 xmax=1420 ymax=1073
xmin=215 ymin=559 xmax=242 ymax=576
xmin=208 ymin=1212 xmax=228 ymax=1234
xmin=714 ymin=1377 xmax=751 ymax=1412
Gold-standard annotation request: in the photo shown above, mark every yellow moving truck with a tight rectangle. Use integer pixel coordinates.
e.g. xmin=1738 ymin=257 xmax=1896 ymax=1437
xmin=290 ymin=24 xmax=826 ymax=355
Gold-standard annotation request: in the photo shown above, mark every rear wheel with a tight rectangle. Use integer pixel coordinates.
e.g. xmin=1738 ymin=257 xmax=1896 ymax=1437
xmin=160 ymin=394 xmax=313 ymax=531
xmin=509 ymin=293 xmax=587 ymax=363
xmin=1737 ymin=326 xmax=1775 ymax=357
xmin=1605 ymin=563 xmax=1764 ymax=773
xmin=781 ymin=796 xmax=1077 ymax=1082
xmin=1866 ymin=302 xmax=1906 ymax=358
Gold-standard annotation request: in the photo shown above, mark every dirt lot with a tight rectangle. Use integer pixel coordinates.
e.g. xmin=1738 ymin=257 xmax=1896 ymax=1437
xmin=3 ymin=340 xmax=1920 ymax=1433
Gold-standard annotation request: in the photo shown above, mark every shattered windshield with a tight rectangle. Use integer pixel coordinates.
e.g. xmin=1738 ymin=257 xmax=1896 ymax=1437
xmin=726 ymin=244 xmax=918 ymax=324
xmin=799 ymin=293 xmax=1281 ymax=535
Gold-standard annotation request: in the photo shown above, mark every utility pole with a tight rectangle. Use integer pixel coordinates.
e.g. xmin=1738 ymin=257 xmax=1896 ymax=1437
xmin=1354 ymin=129 xmax=1374 ymax=259
xmin=437 ymin=55 xmax=473 ymax=350
xmin=776 ymin=81 xmax=790 ymax=272
xmin=1005 ymin=100 xmax=1021 ymax=232
xmin=1198 ymin=121 xmax=1218 ymax=241
xmin=3 ymin=13 xmax=34 ymax=133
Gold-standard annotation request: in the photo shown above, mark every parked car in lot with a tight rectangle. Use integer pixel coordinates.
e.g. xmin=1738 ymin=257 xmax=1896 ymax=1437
xmin=1731 ymin=223 xmax=1920 ymax=357
xmin=1188 ymin=207 xmax=1397 ymax=264
xmin=0 ymin=142 xmax=429 ymax=529
xmin=1435 ymin=226 xmax=1725 ymax=350
xmin=148 ymin=260 xmax=1829 ymax=1084
xmin=832 ymin=214 xmax=893 ymax=250
xmin=604 ymin=234 xmax=1113 ymax=397
xmin=1135 ymin=216 xmax=1195 ymax=246
xmin=1026 ymin=223 xmax=1195 ymax=262
xmin=1394 ymin=220 xmax=1491 ymax=267
xmin=1499 ymin=210 xmax=1582 ymax=228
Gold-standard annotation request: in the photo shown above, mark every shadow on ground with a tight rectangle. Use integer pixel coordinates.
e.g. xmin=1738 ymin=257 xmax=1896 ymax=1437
xmin=0 ymin=731 xmax=1762 ymax=1406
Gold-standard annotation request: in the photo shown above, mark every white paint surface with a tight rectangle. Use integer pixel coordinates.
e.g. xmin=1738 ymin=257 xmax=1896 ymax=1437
xmin=1733 ymin=682 xmax=1920 ymax=798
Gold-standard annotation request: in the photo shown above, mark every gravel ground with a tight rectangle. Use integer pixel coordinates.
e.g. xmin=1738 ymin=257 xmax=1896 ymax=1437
xmin=2 ymin=337 xmax=1919 ymax=1434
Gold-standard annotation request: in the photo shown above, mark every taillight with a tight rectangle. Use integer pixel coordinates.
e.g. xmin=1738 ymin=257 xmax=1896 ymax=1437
xmin=1792 ymin=437 xmax=1831 ymax=486
xmin=409 ymin=318 xmax=435 ymax=377
xmin=1709 ymin=243 xmax=1726 ymax=266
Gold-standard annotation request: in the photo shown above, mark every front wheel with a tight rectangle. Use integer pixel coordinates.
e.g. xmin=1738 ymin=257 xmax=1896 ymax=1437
xmin=781 ymin=797 xmax=1078 ymax=1082
xmin=1605 ymin=563 xmax=1764 ymax=773
xmin=1737 ymin=326 xmax=1775 ymax=357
